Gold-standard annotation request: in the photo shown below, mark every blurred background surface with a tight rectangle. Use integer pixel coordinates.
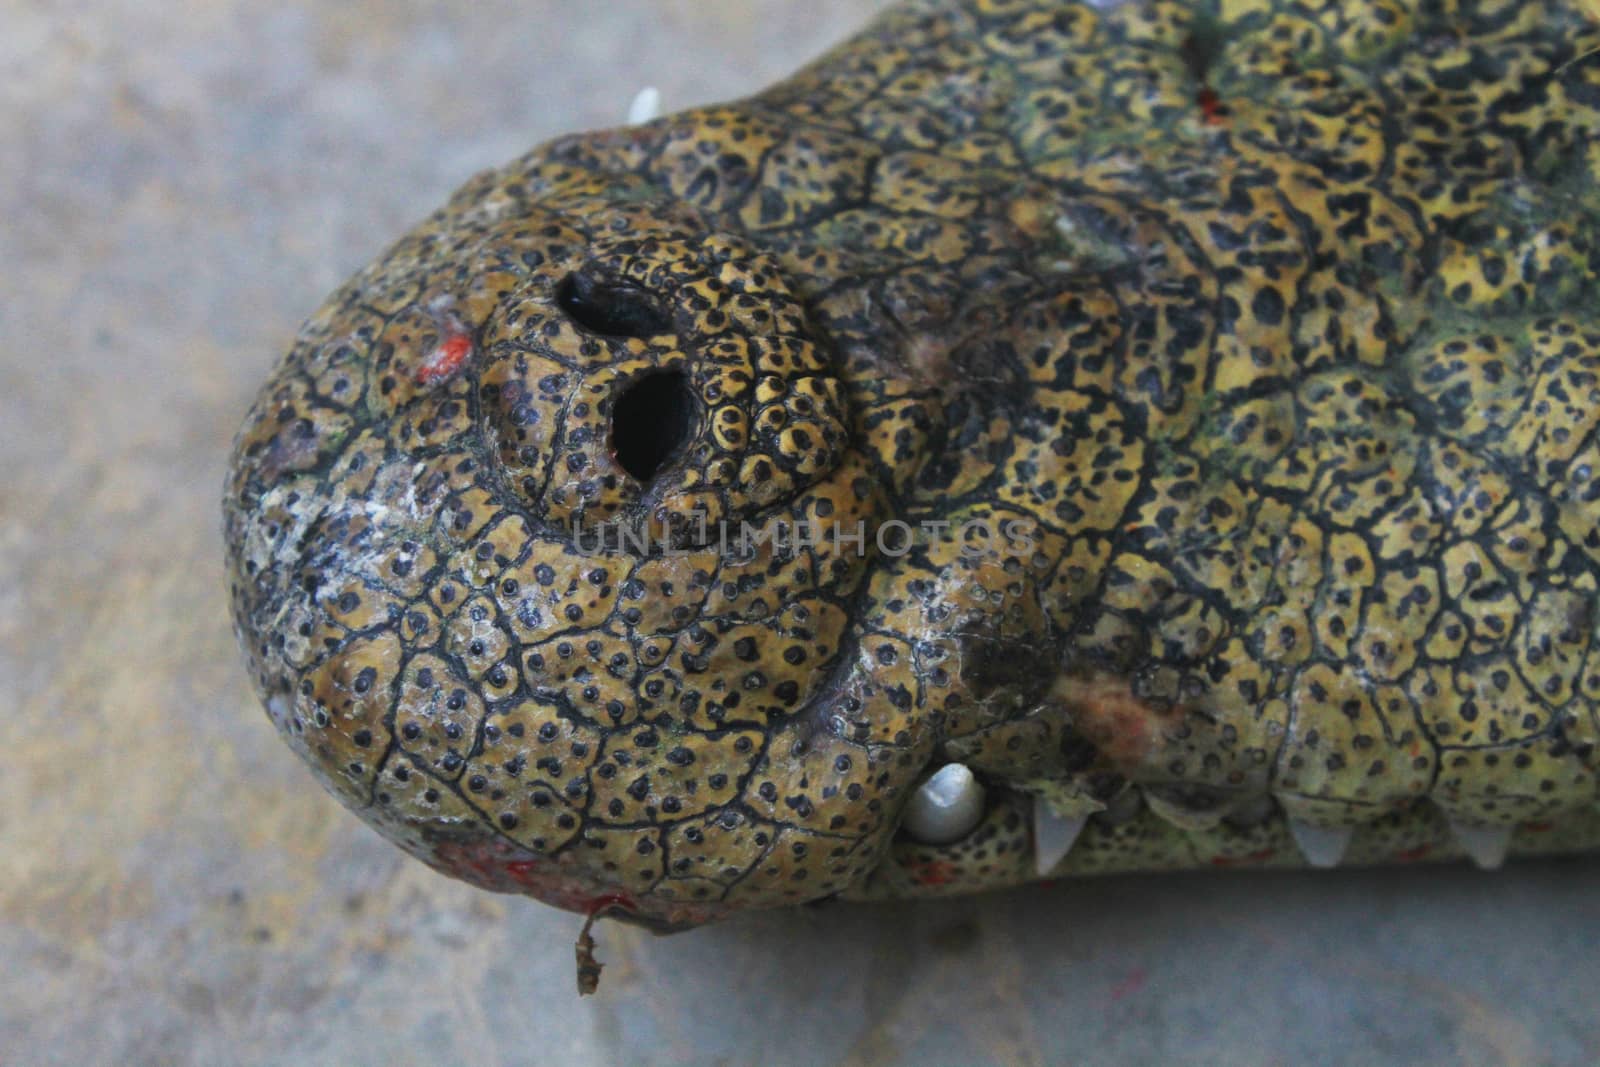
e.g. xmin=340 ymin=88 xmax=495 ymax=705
xmin=3 ymin=1 xmax=1598 ymax=1063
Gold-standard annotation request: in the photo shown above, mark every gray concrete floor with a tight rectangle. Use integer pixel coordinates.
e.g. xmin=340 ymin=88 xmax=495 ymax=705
xmin=3 ymin=1 xmax=1598 ymax=1064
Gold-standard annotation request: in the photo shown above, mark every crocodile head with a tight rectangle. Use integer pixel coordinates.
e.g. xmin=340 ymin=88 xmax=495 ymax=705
xmin=227 ymin=0 xmax=1600 ymax=946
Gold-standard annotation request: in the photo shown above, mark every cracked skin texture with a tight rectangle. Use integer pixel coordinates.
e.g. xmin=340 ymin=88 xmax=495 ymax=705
xmin=225 ymin=0 xmax=1600 ymax=931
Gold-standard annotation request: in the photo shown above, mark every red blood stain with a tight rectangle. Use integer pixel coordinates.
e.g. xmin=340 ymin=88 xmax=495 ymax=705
xmin=416 ymin=332 xmax=472 ymax=385
xmin=910 ymin=860 xmax=960 ymax=887
xmin=1197 ymin=87 xmax=1228 ymax=126
xmin=1058 ymin=674 xmax=1166 ymax=771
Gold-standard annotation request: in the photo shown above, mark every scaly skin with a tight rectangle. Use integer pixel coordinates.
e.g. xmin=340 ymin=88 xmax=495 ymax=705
xmin=225 ymin=0 xmax=1600 ymax=934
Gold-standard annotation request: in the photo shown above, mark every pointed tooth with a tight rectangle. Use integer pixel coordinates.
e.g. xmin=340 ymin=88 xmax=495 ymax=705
xmin=1451 ymin=822 xmax=1512 ymax=870
xmin=626 ymin=86 xmax=661 ymax=125
xmin=902 ymin=764 xmax=986 ymax=845
xmin=1033 ymin=795 xmax=1088 ymax=877
xmin=1143 ymin=785 xmax=1229 ymax=831
xmin=1288 ymin=819 xmax=1353 ymax=869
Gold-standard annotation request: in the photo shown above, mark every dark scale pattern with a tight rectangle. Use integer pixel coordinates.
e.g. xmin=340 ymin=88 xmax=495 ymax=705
xmin=227 ymin=0 xmax=1600 ymax=928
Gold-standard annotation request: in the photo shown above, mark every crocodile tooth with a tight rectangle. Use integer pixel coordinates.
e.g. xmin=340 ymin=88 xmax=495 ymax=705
xmin=1450 ymin=822 xmax=1512 ymax=870
xmin=626 ymin=87 xmax=661 ymax=125
xmin=1288 ymin=819 xmax=1353 ymax=869
xmin=1033 ymin=794 xmax=1088 ymax=877
xmin=1143 ymin=785 xmax=1230 ymax=831
xmin=902 ymin=763 xmax=986 ymax=846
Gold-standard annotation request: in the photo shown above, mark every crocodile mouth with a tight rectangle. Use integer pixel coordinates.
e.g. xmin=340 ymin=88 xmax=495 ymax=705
xmin=873 ymin=761 xmax=1527 ymax=897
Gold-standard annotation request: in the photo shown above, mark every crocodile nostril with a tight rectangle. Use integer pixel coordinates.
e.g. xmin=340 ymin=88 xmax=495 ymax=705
xmin=611 ymin=369 xmax=697 ymax=483
xmin=556 ymin=269 xmax=673 ymax=338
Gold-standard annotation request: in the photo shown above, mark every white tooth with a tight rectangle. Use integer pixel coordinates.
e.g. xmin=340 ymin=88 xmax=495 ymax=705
xmin=626 ymin=86 xmax=662 ymax=125
xmin=902 ymin=764 xmax=986 ymax=846
xmin=1033 ymin=795 xmax=1088 ymax=877
xmin=1451 ymin=822 xmax=1513 ymax=870
xmin=1288 ymin=819 xmax=1353 ymax=868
